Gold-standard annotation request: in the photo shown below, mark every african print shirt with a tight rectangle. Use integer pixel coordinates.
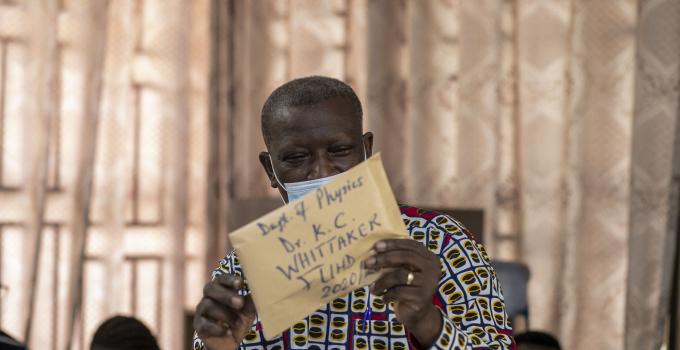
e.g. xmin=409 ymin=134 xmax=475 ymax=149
xmin=193 ymin=205 xmax=514 ymax=350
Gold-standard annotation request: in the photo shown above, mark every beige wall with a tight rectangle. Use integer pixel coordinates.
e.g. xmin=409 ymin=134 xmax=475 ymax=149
xmin=0 ymin=1 xmax=208 ymax=349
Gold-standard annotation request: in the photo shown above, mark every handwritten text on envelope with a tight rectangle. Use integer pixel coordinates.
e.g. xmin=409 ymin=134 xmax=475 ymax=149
xmin=229 ymin=153 xmax=409 ymax=340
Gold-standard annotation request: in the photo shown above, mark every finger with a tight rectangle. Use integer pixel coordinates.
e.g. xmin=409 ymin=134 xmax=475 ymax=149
xmin=363 ymin=250 xmax=427 ymax=272
xmin=213 ymin=273 xmax=244 ymax=289
xmin=194 ymin=315 xmax=229 ymax=338
xmin=371 ymin=269 xmax=418 ymax=294
xmin=242 ymin=294 xmax=257 ymax=316
xmin=381 ymin=286 xmax=423 ymax=307
xmin=374 ymin=239 xmax=432 ymax=257
xmin=203 ymin=280 xmax=245 ymax=310
xmin=197 ymin=298 xmax=238 ymax=326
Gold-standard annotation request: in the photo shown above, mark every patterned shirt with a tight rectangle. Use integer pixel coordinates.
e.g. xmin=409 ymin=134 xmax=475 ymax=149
xmin=193 ymin=205 xmax=514 ymax=350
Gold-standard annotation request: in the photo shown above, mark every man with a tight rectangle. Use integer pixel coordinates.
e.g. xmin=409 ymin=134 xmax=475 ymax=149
xmin=193 ymin=76 xmax=514 ymax=349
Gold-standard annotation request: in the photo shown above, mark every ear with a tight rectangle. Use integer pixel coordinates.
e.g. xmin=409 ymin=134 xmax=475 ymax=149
xmin=362 ymin=132 xmax=374 ymax=158
xmin=258 ymin=151 xmax=278 ymax=188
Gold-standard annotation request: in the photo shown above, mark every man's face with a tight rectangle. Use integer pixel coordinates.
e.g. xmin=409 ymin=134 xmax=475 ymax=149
xmin=259 ymin=97 xmax=373 ymax=202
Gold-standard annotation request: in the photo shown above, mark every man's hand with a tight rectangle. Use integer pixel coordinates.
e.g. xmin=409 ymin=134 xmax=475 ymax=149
xmin=363 ymin=239 xmax=443 ymax=347
xmin=194 ymin=274 xmax=256 ymax=350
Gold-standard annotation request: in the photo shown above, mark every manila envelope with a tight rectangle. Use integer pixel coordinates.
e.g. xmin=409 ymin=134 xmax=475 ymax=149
xmin=229 ymin=153 xmax=409 ymax=340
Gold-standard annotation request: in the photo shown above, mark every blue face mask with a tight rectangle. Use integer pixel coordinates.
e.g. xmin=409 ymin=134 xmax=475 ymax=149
xmin=281 ymin=174 xmax=341 ymax=202
xmin=270 ymin=145 xmax=367 ymax=203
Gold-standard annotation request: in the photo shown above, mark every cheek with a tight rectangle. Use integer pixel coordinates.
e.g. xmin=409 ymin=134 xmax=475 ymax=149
xmin=330 ymin=156 xmax=364 ymax=175
xmin=341 ymin=152 xmax=366 ymax=169
xmin=278 ymin=164 xmax=311 ymax=182
xmin=337 ymin=159 xmax=359 ymax=171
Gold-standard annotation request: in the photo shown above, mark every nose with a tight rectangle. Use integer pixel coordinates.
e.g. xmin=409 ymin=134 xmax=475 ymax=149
xmin=308 ymin=154 xmax=337 ymax=179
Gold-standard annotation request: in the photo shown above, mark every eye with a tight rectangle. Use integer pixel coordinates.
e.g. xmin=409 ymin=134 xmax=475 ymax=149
xmin=283 ymin=152 xmax=309 ymax=165
xmin=329 ymin=145 xmax=353 ymax=157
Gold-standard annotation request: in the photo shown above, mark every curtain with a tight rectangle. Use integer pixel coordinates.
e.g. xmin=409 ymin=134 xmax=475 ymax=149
xmin=212 ymin=1 xmax=680 ymax=349
xmin=0 ymin=1 xmax=678 ymax=350
xmin=0 ymin=1 xmax=208 ymax=349
xmin=625 ymin=0 xmax=680 ymax=348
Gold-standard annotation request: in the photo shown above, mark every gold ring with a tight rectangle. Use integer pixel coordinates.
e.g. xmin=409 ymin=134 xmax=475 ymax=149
xmin=406 ymin=272 xmax=415 ymax=286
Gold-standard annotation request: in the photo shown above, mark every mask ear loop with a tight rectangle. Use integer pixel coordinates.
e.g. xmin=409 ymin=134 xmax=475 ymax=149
xmin=269 ymin=155 xmax=288 ymax=203
xmin=362 ymin=139 xmax=369 ymax=161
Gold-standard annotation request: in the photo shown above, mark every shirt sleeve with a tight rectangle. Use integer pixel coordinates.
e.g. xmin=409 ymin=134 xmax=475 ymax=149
xmin=421 ymin=215 xmax=515 ymax=350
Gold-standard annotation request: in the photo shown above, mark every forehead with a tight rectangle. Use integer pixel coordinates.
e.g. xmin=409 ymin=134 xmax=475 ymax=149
xmin=268 ymin=97 xmax=361 ymax=145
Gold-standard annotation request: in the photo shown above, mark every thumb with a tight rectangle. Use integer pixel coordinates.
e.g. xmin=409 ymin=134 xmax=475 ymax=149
xmin=231 ymin=296 xmax=257 ymax=344
xmin=243 ymin=295 xmax=256 ymax=316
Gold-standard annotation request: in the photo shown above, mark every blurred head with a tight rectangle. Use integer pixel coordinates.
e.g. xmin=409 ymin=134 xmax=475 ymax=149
xmin=514 ymin=331 xmax=561 ymax=350
xmin=259 ymin=76 xmax=373 ymax=202
xmin=90 ymin=315 xmax=160 ymax=350
xmin=0 ymin=329 xmax=26 ymax=350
